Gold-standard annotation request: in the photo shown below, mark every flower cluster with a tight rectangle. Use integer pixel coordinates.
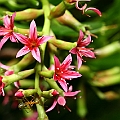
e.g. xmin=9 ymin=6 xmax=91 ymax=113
xmin=0 ymin=0 xmax=102 ymax=119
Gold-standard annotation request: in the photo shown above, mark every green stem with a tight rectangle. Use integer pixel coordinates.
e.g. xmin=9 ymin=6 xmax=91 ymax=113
xmin=40 ymin=0 xmax=51 ymax=68
xmin=2 ymin=69 xmax=34 ymax=86
xmin=35 ymin=63 xmax=42 ymax=95
xmin=10 ymin=53 xmax=35 ymax=73
xmin=49 ymin=38 xmax=76 ymax=50
xmin=41 ymin=0 xmax=50 ymax=35
xmin=35 ymin=63 xmax=47 ymax=120
xmin=6 ymin=8 xmax=44 ymax=21
xmin=45 ymin=78 xmax=63 ymax=94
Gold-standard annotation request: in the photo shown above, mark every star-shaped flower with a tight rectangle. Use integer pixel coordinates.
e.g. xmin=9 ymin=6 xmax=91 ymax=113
xmin=0 ymin=12 xmax=20 ymax=50
xmin=70 ymin=30 xmax=95 ymax=69
xmin=46 ymin=86 xmax=80 ymax=112
xmin=16 ymin=20 xmax=52 ymax=62
xmin=53 ymin=54 xmax=81 ymax=92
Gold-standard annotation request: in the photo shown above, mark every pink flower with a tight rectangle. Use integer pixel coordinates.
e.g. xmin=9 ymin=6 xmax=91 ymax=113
xmin=70 ymin=30 xmax=95 ymax=69
xmin=0 ymin=12 xmax=20 ymax=50
xmin=53 ymin=54 xmax=81 ymax=92
xmin=46 ymin=86 xmax=80 ymax=112
xmin=0 ymin=76 xmax=5 ymax=96
xmin=70 ymin=0 xmax=102 ymax=17
xmin=16 ymin=20 xmax=52 ymax=62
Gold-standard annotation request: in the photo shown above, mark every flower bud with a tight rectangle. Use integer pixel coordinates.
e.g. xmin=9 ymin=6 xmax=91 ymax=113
xmin=15 ymin=90 xmax=24 ymax=98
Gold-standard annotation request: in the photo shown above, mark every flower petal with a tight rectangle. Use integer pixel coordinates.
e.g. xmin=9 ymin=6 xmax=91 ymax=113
xmin=10 ymin=33 xmax=18 ymax=42
xmin=58 ymin=80 xmax=67 ymax=92
xmin=64 ymin=90 xmax=80 ymax=96
xmin=80 ymin=48 xmax=95 ymax=58
xmin=15 ymin=33 xmax=28 ymax=44
xmin=46 ymin=100 xmax=57 ymax=112
xmin=31 ymin=47 xmax=41 ymax=62
xmin=85 ymin=7 xmax=102 ymax=17
xmin=0 ymin=35 xmax=10 ymax=50
xmin=77 ymin=55 xmax=82 ymax=69
xmin=29 ymin=20 xmax=37 ymax=40
xmin=79 ymin=35 xmax=91 ymax=47
xmin=54 ymin=56 xmax=61 ymax=69
xmin=61 ymin=54 xmax=72 ymax=70
xmin=75 ymin=3 xmax=87 ymax=14
xmin=69 ymin=47 xmax=77 ymax=54
xmin=38 ymin=36 xmax=53 ymax=45
xmin=62 ymin=70 xmax=82 ymax=79
xmin=14 ymin=81 xmax=20 ymax=88
xmin=10 ymin=12 xmax=16 ymax=28
xmin=0 ymin=27 xmax=9 ymax=35
xmin=57 ymin=96 xmax=66 ymax=106
xmin=3 ymin=15 xmax=10 ymax=28
xmin=77 ymin=30 xmax=84 ymax=45
xmin=16 ymin=46 xmax=30 ymax=58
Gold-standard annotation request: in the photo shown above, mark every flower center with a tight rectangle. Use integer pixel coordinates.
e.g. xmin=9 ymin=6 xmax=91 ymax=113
xmin=29 ymin=40 xmax=38 ymax=49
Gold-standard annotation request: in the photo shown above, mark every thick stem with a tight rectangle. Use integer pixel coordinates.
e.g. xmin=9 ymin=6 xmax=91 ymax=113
xmin=2 ymin=69 xmax=34 ymax=86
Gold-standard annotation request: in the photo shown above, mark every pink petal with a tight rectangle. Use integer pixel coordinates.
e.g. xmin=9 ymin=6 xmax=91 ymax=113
xmin=14 ymin=81 xmax=20 ymax=88
xmin=0 ymin=35 xmax=10 ymax=50
xmin=85 ymin=7 xmax=102 ymax=17
xmin=29 ymin=20 xmax=37 ymax=40
xmin=15 ymin=33 xmax=28 ymax=44
xmin=16 ymin=46 xmax=30 ymax=58
xmin=58 ymin=80 xmax=67 ymax=92
xmin=46 ymin=100 xmax=57 ymax=112
xmin=38 ymin=36 xmax=53 ymax=45
xmin=68 ymin=65 xmax=76 ymax=70
xmin=54 ymin=56 xmax=61 ymax=69
xmin=77 ymin=30 xmax=84 ymax=45
xmin=10 ymin=33 xmax=18 ymax=42
xmin=0 ymin=27 xmax=9 ymax=35
xmin=69 ymin=47 xmax=77 ymax=54
xmin=3 ymin=15 xmax=10 ymax=28
xmin=61 ymin=54 xmax=72 ymax=70
xmin=80 ymin=48 xmax=95 ymax=58
xmin=79 ymin=35 xmax=91 ymax=47
xmin=11 ymin=12 xmax=16 ymax=27
xmin=31 ymin=47 xmax=41 ymax=62
xmin=77 ymin=55 xmax=82 ymax=69
xmin=64 ymin=90 xmax=80 ymax=96
xmin=75 ymin=3 xmax=87 ymax=14
xmin=62 ymin=71 xmax=82 ymax=79
xmin=57 ymin=96 xmax=66 ymax=106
